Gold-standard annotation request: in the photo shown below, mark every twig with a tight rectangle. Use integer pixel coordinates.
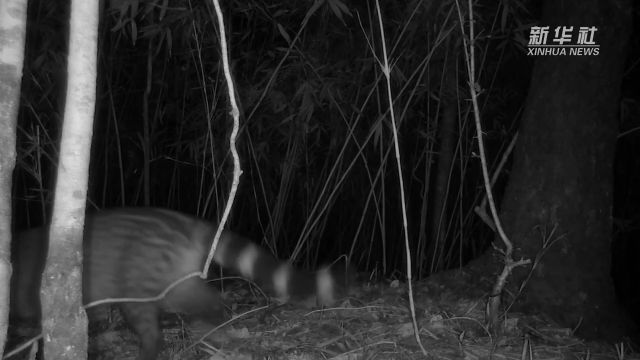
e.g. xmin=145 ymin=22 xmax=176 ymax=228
xmin=504 ymin=224 xmax=564 ymax=314
xmin=454 ymin=0 xmax=530 ymax=333
xmin=2 ymin=335 xmax=42 ymax=360
xmin=83 ymin=271 xmax=202 ymax=308
xmin=474 ymin=131 xmax=518 ymax=231
xmin=202 ymin=0 xmax=243 ymax=276
xmin=187 ymin=305 xmax=270 ymax=354
xmin=374 ymin=0 xmax=428 ymax=355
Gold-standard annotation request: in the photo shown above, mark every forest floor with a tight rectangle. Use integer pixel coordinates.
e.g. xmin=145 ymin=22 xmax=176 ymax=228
xmin=90 ymin=270 xmax=640 ymax=360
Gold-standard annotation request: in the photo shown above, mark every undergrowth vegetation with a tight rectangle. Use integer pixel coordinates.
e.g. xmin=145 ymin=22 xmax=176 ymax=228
xmin=13 ymin=0 xmax=531 ymax=277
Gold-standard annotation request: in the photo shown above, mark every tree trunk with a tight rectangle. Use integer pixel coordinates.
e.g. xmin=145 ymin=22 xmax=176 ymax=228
xmin=485 ymin=0 xmax=633 ymax=339
xmin=0 ymin=0 xmax=28 ymax=355
xmin=40 ymin=0 xmax=99 ymax=358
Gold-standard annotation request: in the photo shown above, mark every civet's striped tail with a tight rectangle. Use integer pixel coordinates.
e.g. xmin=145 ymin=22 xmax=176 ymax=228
xmin=212 ymin=229 xmax=352 ymax=306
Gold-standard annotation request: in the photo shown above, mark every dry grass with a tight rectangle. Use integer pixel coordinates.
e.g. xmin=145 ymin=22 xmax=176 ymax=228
xmin=88 ymin=275 xmax=640 ymax=360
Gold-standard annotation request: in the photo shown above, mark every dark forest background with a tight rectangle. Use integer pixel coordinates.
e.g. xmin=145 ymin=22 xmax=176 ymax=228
xmin=11 ymin=0 xmax=640 ymax=337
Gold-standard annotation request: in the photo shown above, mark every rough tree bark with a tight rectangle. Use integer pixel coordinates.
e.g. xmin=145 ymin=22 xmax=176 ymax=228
xmin=0 ymin=0 xmax=28 ymax=355
xmin=481 ymin=0 xmax=634 ymax=339
xmin=40 ymin=0 xmax=99 ymax=358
